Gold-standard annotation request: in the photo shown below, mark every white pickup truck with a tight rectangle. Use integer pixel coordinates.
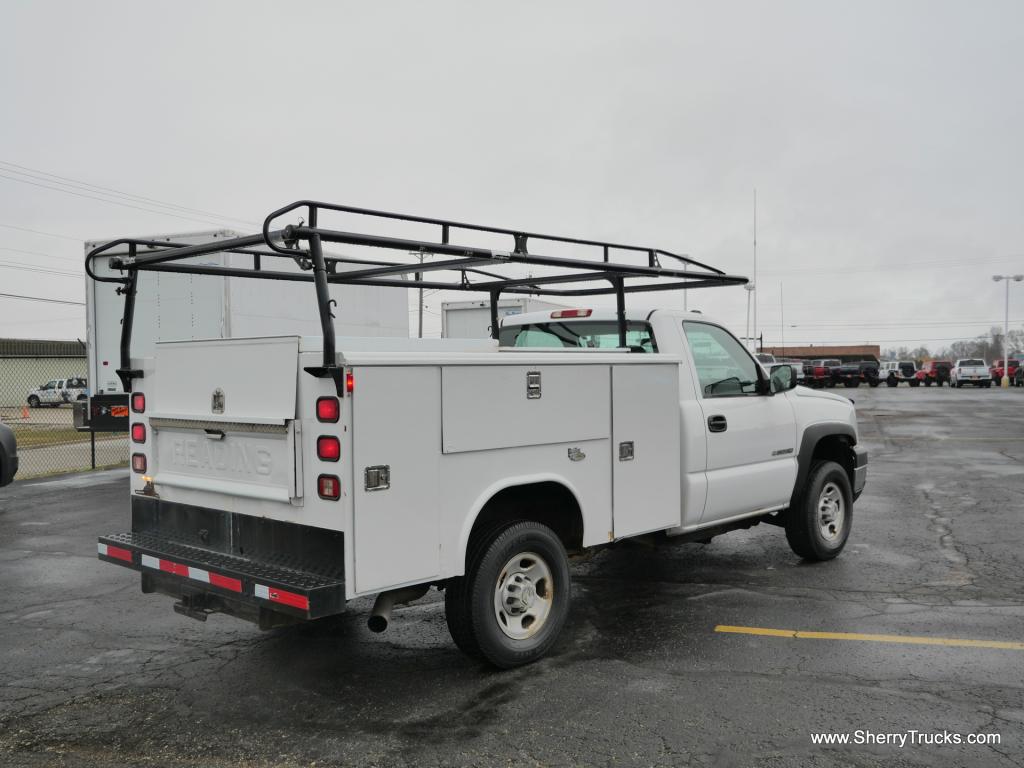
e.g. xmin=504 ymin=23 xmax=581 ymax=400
xmin=91 ymin=201 xmax=867 ymax=668
xmin=950 ymin=359 xmax=990 ymax=388
xmin=26 ymin=377 xmax=89 ymax=407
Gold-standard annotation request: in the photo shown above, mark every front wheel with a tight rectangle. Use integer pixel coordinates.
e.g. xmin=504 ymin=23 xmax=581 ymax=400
xmin=445 ymin=521 xmax=571 ymax=668
xmin=785 ymin=461 xmax=853 ymax=561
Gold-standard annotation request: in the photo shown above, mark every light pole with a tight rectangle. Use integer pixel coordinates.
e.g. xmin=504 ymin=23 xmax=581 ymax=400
xmin=992 ymin=274 xmax=1023 ymax=387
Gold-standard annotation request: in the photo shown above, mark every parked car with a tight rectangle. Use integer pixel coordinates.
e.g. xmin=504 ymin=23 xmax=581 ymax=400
xmin=879 ymin=361 xmax=920 ymax=387
xmin=917 ymin=361 xmax=953 ymax=387
xmin=990 ymin=358 xmax=1022 ymax=385
xmin=0 ymin=421 xmax=17 ymax=486
xmin=26 ymin=377 xmax=88 ymax=407
xmin=803 ymin=358 xmax=842 ymax=388
xmin=1013 ymin=364 xmax=1024 ymax=387
xmin=950 ymin=359 xmax=991 ymax=388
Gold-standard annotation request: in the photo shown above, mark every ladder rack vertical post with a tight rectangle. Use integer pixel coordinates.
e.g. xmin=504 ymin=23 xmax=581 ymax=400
xmin=613 ymin=277 xmax=627 ymax=349
xmin=116 ymin=243 xmax=139 ymax=392
xmin=306 ymin=208 xmax=337 ymax=370
xmin=489 ymin=290 xmax=501 ymax=341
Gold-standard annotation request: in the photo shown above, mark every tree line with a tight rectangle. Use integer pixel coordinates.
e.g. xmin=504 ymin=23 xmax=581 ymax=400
xmin=882 ymin=326 xmax=1024 ymax=362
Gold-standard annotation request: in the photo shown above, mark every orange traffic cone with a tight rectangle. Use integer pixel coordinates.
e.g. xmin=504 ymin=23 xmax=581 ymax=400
xmin=21 ymin=405 xmax=29 ymax=419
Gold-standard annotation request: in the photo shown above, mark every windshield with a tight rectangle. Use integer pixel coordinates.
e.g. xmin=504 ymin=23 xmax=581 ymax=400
xmin=960 ymin=360 xmax=984 ymax=367
xmin=499 ymin=321 xmax=657 ymax=352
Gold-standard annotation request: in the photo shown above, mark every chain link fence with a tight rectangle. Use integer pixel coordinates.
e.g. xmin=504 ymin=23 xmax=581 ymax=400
xmin=0 ymin=352 xmax=128 ymax=480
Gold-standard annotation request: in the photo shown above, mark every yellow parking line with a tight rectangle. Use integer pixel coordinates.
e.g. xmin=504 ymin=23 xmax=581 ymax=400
xmin=714 ymin=625 xmax=1024 ymax=650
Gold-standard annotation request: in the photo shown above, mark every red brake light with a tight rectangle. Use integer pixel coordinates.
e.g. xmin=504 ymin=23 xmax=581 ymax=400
xmin=550 ymin=309 xmax=593 ymax=319
xmin=318 ymin=474 xmax=341 ymax=500
xmin=131 ymin=393 xmax=145 ymax=413
xmin=316 ymin=396 xmax=340 ymax=422
xmin=317 ymin=436 xmax=341 ymax=462
xmin=345 ymin=371 xmax=354 ymax=394
xmin=131 ymin=423 xmax=146 ymax=443
xmin=131 ymin=453 xmax=147 ymax=473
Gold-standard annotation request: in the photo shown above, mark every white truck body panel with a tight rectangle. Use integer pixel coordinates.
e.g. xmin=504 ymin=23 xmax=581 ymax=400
xmin=129 ymin=336 xmax=686 ymax=599
xmin=85 ymin=231 xmax=409 ymax=394
xmin=441 ymin=298 xmax=565 ymax=339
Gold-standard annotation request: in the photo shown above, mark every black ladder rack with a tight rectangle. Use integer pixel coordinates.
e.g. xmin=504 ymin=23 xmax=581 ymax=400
xmin=84 ymin=200 xmax=748 ymax=394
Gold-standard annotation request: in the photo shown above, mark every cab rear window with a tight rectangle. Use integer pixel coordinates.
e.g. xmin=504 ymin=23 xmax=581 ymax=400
xmin=499 ymin=321 xmax=657 ymax=352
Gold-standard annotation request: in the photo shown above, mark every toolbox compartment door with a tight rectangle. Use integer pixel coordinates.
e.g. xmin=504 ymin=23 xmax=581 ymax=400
xmin=611 ymin=364 xmax=681 ymax=537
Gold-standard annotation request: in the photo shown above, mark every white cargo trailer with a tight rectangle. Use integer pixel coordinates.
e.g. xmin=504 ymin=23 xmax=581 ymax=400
xmin=440 ymin=298 xmax=564 ymax=339
xmin=85 ymin=231 xmax=409 ymax=394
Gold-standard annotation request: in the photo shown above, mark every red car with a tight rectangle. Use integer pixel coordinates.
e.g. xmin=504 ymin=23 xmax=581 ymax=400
xmin=990 ymin=358 xmax=1021 ymax=384
xmin=917 ymin=360 xmax=953 ymax=387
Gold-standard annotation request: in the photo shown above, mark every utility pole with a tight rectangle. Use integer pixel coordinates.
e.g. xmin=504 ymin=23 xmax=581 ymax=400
xmin=752 ymin=189 xmax=758 ymax=354
xmin=415 ymin=252 xmax=424 ymax=339
xmin=779 ymin=281 xmax=785 ymax=357
xmin=992 ymin=274 xmax=1023 ymax=387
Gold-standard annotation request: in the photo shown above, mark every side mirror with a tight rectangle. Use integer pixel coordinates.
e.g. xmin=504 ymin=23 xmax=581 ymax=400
xmin=770 ymin=365 xmax=798 ymax=393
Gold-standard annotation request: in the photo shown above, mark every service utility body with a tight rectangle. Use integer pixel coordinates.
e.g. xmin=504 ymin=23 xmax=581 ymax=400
xmin=90 ymin=201 xmax=867 ymax=668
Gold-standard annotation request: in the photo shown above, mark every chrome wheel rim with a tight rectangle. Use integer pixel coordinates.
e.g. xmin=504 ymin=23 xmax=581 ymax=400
xmin=817 ymin=482 xmax=845 ymax=542
xmin=493 ymin=551 xmax=554 ymax=640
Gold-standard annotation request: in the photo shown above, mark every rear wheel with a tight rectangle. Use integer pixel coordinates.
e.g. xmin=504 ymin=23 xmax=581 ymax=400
xmin=444 ymin=521 xmax=571 ymax=668
xmin=785 ymin=460 xmax=853 ymax=561
xmin=886 ymin=376 xmax=898 ymax=388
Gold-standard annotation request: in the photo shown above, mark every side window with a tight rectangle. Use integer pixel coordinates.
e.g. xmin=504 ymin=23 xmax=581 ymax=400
xmin=683 ymin=322 xmax=760 ymax=397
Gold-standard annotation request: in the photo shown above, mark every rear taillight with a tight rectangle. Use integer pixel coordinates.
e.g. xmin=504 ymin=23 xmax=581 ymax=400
xmin=131 ymin=453 xmax=147 ymax=473
xmin=550 ymin=308 xmax=593 ymax=319
xmin=317 ymin=436 xmax=340 ymax=462
xmin=318 ymin=474 xmax=340 ymax=500
xmin=131 ymin=423 xmax=146 ymax=443
xmin=316 ymin=396 xmax=340 ymax=422
xmin=131 ymin=393 xmax=145 ymax=413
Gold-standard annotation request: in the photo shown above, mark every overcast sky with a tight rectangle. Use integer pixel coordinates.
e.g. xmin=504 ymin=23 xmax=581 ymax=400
xmin=2 ymin=1 xmax=1023 ymax=351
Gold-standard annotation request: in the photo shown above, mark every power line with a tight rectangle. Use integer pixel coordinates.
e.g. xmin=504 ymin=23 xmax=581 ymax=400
xmin=0 ymin=260 xmax=81 ymax=278
xmin=0 ymin=245 xmax=81 ymax=264
xmin=0 ymin=160 xmax=257 ymax=228
xmin=0 ymin=291 xmax=84 ymax=306
xmin=0 ymin=222 xmax=82 ymax=241
xmin=0 ymin=172 xmax=240 ymax=229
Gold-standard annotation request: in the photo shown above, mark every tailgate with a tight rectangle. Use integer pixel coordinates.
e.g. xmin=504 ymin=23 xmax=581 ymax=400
xmin=147 ymin=337 xmax=302 ymax=503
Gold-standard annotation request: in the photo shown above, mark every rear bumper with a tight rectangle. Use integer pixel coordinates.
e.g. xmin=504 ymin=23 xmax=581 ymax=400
xmin=852 ymin=445 xmax=868 ymax=499
xmin=98 ymin=496 xmax=345 ymax=624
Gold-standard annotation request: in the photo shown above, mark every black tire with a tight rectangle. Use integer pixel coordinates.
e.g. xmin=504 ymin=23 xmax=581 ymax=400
xmin=869 ymin=380 xmax=880 ymax=388
xmin=785 ymin=460 xmax=853 ymax=561
xmin=886 ymin=376 xmax=898 ymax=388
xmin=77 ymin=393 xmax=88 ymax=401
xmin=444 ymin=521 xmax=570 ymax=669
xmin=27 ymin=395 xmax=39 ymax=408
xmin=986 ymin=382 xmax=992 ymax=389
xmin=909 ymin=380 xmax=920 ymax=387
xmin=924 ymin=380 xmax=932 ymax=387
xmin=955 ymin=381 xmax=962 ymax=389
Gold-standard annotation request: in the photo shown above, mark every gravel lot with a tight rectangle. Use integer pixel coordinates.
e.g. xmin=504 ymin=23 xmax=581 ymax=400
xmin=1 ymin=385 xmax=1023 ymax=767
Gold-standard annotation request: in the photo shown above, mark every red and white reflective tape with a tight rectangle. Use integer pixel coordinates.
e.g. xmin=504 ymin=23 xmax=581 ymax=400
xmin=138 ymin=553 xmax=242 ymax=593
xmin=97 ymin=542 xmax=133 ymax=563
xmin=254 ymin=583 xmax=310 ymax=611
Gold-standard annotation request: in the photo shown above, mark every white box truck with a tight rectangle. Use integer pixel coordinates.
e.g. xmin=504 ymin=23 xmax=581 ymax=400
xmin=85 ymin=230 xmax=409 ymax=395
xmin=93 ymin=201 xmax=866 ymax=668
xmin=441 ymin=298 xmax=564 ymax=339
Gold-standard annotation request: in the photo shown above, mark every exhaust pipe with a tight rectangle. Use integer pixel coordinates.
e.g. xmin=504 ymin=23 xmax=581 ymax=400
xmin=368 ymin=585 xmax=429 ymax=633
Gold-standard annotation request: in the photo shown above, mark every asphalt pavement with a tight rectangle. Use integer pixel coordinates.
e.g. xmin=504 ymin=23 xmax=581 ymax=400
xmin=1 ymin=385 xmax=1023 ymax=767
